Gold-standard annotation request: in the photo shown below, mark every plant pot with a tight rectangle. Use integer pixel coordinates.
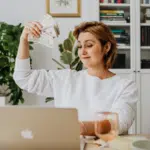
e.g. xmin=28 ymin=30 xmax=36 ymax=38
xmin=0 ymin=96 xmax=6 ymax=106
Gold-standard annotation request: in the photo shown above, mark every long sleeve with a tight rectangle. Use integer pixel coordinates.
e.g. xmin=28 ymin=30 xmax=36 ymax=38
xmin=110 ymin=80 xmax=138 ymax=134
xmin=13 ymin=58 xmax=69 ymax=97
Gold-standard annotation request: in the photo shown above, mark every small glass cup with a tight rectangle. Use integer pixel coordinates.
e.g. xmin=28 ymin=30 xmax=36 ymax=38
xmin=94 ymin=112 xmax=119 ymax=150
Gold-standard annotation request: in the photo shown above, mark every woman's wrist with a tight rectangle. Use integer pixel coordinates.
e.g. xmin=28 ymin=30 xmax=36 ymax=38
xmin=81 ymin=121 xmax=88 ymax=134
xmin=20 ymin=35 xmax=28 ymax=42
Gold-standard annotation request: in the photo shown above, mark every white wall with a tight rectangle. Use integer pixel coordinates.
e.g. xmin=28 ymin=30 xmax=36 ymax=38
xmin=0 ymin=0 xmax=99 ymax=105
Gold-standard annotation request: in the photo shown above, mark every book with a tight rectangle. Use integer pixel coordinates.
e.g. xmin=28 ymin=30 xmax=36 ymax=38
xmin=148 ymin=27 xmax=150 ymax=45
xmin=111 ymin=29 xmax=125 ymax=33
xmin=100 ymin=13 xmax=124 ymax=16
xmin=100 ymin=17 xmax=126 ymax=20
xmin=100 ymin=10 xmax=124 ymax=13
xmin=141 ymin=26 xmax=150 ymax=46
xmin=141 ymin=26 xmax=145 ymax=46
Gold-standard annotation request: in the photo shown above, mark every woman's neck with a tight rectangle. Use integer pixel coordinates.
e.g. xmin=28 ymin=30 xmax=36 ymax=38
xmin=87 ymin=66 xmax=115 ymax=80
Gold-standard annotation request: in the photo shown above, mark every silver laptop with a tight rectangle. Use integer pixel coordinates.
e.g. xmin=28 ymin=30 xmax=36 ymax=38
xmin=0 ymin=106 xmax=80 ymax=150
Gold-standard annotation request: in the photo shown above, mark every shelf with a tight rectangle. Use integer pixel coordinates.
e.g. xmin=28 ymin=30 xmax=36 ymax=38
xmin=118 ymin=46 xmax=130 ymax=49
xmin=141 ymin=23 xmax=150 ymax=26
xmin=141 ymin=4 xmax=150 ymax=8
xmin=109 ymin=69 xmax=132 ymax=73
xmin=141 ymin=46 xmax=150 ymax=49
xmin=100 ymin=3 xmax=130 ymax=8
xmin=102 ymin=22 xmax=130 ymax=26
xmin=140 ymin=69 xmax=150 ymax=73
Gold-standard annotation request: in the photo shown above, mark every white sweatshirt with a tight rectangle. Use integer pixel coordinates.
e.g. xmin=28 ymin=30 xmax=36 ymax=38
xmin=13 ymin=58 xmax=138 ymax=134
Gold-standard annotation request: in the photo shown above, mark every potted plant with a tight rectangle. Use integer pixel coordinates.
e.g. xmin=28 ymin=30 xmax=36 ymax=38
xmin=0 ymin=22 xmax=33 ymax=105
xmin=46 ymin=31 xmax=83 ymax=102
xmin=0 ymin=84 xmax=11 ymax=106
xmin=52 ymin=31 xmax=83 ymax=70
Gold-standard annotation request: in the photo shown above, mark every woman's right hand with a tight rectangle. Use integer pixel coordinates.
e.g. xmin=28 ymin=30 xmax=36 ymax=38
xmin=20 ymin=21 xmax=43 ymax=41
xmin=80 ymin=121 xmax=95 ymax=136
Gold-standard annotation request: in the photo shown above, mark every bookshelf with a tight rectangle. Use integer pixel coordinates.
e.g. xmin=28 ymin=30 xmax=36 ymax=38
xmin=133 ymin=0 xmax=150 ymax=135
xmin=98 ymin=0 xmax=136 ymax=134
xmin=136 ymin=0 xmax=150 ymax=134
xmin=99 ymin=0 xmax=134 ymax=70
xmin=97 ymin=0 xmax=150 ymax=135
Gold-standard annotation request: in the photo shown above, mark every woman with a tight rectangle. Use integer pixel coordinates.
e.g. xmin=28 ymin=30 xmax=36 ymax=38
xmin=13 ymin=21 xmax=138 ymax=136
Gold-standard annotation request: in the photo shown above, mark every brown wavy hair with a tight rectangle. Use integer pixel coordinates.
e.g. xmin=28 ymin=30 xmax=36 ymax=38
xmin=73 ymin=21 xmax=117 ymax=69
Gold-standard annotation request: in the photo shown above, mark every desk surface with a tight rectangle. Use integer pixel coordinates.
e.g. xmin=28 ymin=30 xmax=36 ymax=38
xmin=84 ymin=134 xmax=150 ymax=150
xmin=124 ymin=134 xmax=150 ymax=139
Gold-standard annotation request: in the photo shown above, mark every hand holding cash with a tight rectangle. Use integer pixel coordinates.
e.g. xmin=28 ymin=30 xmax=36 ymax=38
xmin=22 ymin=14 xmax=60 ymax=48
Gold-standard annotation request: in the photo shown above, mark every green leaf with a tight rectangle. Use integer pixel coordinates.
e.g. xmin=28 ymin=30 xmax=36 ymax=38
xmin=64 ymin=39 xmax=73 ymax=51
xmin=0 ymin=56 xmax=9 ymax=68
xmin=45 ymin=97 xmax=54 ymax=103
xmin=71 ymin=57 xmax=80 ymax=68
xmin=29 ymin=45 xmax=33 ymax=50
xmin=2 ymin=35 xmax=13 ymax=41
xmin=68 ymin=31 xmax=75 ymax=44
xmin=74 ymin=46 xmax=78 ymax=57
xmin=20 ymin=97 xmax=24 ymax=104
xmin=29 ymin=41 xmax=34 ymax=44
xmin=60 ymin=51 xmax=73 ymax=64
xmin=75 ymin=61 xmax=83 ymax=71
xmin=58 ymin=44 xmax=64 ymax=53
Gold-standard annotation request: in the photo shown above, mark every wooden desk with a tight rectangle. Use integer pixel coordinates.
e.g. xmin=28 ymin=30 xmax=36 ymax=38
xmin=84 ymin=134 xmax=150 ymax=150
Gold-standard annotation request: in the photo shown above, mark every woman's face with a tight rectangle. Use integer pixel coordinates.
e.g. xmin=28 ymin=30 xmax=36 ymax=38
xmin=77 ymin=32 xmax=105 ymax=69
